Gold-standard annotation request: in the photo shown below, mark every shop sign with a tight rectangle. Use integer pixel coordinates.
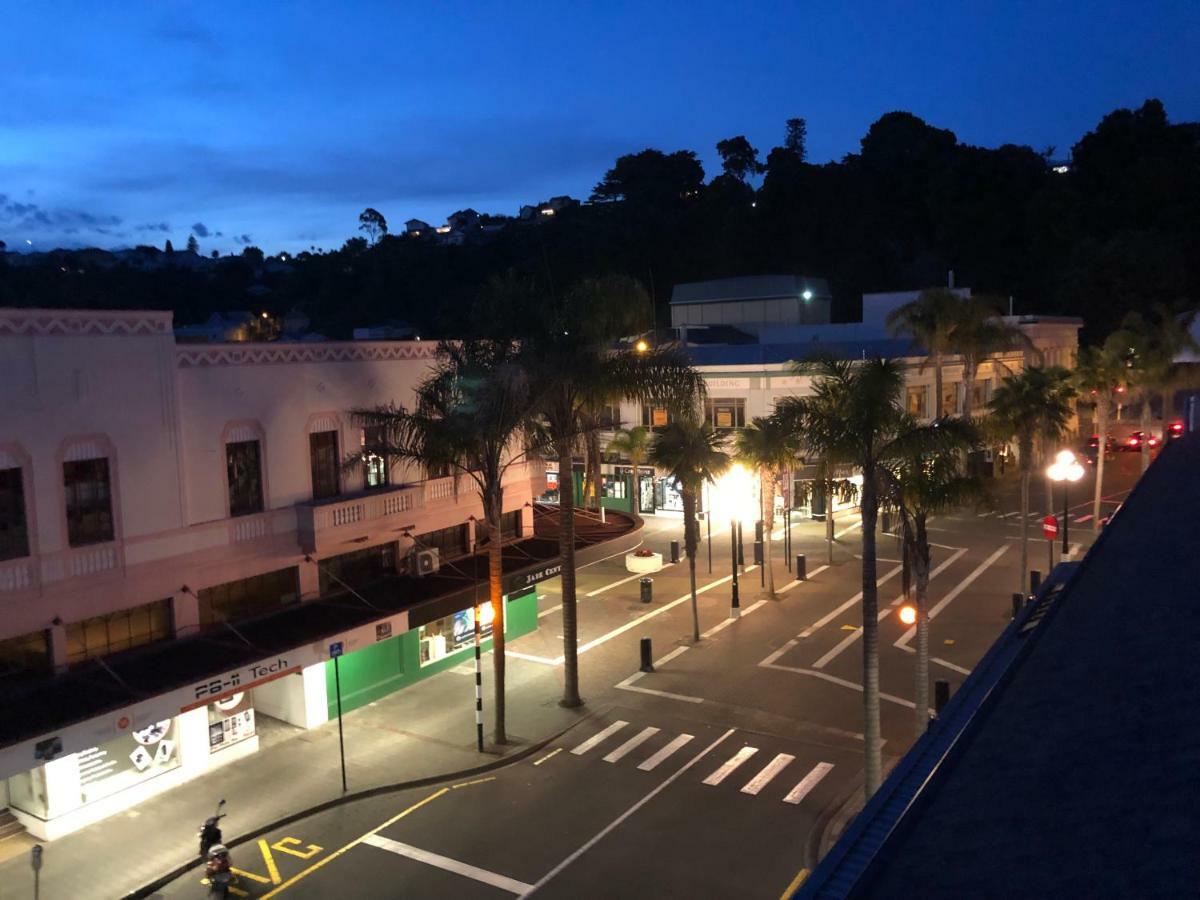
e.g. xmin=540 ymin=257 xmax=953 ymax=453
xmin=705 ymin=377 xmax=750 ymax=391
xmin=770 ymin=375 xmax=808 ymax=389
xmin=375 ymin=621 xmax=392 ymax=641
xmin=192 ymin=655 xmax=292 ymax=703
xmin=506 ymin=561 xmax=562 ymax=592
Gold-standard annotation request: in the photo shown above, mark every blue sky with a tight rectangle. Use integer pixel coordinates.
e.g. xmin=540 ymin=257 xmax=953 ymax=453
xmin=1 ymin=1 xmax=1197 ymax=255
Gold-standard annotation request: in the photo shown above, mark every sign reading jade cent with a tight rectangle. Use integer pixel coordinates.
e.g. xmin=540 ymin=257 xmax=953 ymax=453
xmin=1042 ymin=516 xmax=1058 ymax=540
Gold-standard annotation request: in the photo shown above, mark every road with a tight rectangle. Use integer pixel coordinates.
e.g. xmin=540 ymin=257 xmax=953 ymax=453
xmin=163 ymin=456 xmax=1140 ymax=899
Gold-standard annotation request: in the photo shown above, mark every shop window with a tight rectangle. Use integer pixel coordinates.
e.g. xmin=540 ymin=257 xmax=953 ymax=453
xmin=362 ymin=425 xmax=390 ymax=488
xmin=309 ymin=431 xmax=340 ymax=500
xmin=0 ymin=629 xmax=50 ymax=677
xmin=906 ymin=386 xmax=929 ymax=418
xmin=415 ymin=523 xmax=469 ymax=560
xmin=0 ymin=467 xmax=30 ymax=561
xmin=641 ymin=404 xmax=671 ymax=429
xmin=64 ymin=458 xmax=114 ymax=547
xmin=198 ymin=567 xmax=299 ymax=629
xmin=207 ymin=692 xmax=256 ymax=753
xmin=66 ymin=599 xmax=172 ymax=666
xmin=319 ymin=542 xmax=398 ymax=595
xmin=940 ymin=383 xmax=960 ymax=416
xmin=226 ymin=440 xmax=264 ymax=517
xmin=419 ymin=603 xmax=497 ymax=666
xmin=604 ymin=475 xmax=628 ymax=499
xmin=705 ymin=398 xmax=746 ymax=430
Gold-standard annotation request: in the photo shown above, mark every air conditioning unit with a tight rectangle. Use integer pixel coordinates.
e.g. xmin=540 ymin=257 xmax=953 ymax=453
xmin=415 ymin=548 xmax=440 ymax=576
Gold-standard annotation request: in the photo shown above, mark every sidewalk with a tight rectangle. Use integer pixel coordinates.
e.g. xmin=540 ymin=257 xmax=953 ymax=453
xmin=0 ymin=651 xmax=588 ymax=900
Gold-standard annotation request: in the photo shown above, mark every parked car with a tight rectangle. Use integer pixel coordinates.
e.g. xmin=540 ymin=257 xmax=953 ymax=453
xmin=1166 ymin=420 xmax=1185 ymax=442
xmin=1081 ymin=434 xmax=1115 ymax=465
xmin=1119 ymin=431 xmax=1160 ymax=452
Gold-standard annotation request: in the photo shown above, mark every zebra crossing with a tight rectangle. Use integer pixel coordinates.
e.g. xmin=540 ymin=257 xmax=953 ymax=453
xmin=563 ymin=720 xmax=836 ymax=806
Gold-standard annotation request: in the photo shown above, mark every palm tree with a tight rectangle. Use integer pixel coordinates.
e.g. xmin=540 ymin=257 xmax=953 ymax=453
xmin=1072 ymin=344 xmax=1125 ymax=532
xmin=949 ymin=295 xmax=1032 ymax=419
xmin=733 ymin=416 xmax=799 ymax=597
xmin=1107 ymin=305 xmax=1198 ymax=473
xmin=881 ymin=417 xmax=984 ymax=734
xmin=349 ymin=340 xmax=543 ymax=746
xmin=781 ymin=357 xmax=907 ymax=796
xmin=987 ymin=367 xmax=1075 ymax=594
xmin=886 ymin=287 xmax=961 ymax=417
xmin=648 ymin=416 xmax=730 ymax=641
xmin=515 ymin=275 xmax=704 ymax=708
xmin=607 ymin=425 xmax=651 ymax=522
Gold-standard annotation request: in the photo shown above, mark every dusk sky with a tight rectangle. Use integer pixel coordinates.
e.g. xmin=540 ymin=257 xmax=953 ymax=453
xmin=2 ymin=1 xmax=1197 ymax=255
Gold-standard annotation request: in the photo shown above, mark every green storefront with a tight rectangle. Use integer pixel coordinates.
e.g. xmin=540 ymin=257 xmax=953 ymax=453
xmin=323 ymin=585 xmax=540 ymax=717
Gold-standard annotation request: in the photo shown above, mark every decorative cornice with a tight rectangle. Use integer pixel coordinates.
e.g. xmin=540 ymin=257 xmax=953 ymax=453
xmin=176 ymin=341 xmax=439 ymax=368
xmin=0 ymin=308 xmax=174 ymax=337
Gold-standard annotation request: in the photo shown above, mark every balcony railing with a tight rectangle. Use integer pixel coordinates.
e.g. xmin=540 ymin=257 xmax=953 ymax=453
xmin=297 ymin=483 xmax=423 ymax=554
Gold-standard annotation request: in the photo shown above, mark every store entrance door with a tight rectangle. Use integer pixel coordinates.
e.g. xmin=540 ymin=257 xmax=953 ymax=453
xmin=637 ymin=472 xmax=656 ymax=515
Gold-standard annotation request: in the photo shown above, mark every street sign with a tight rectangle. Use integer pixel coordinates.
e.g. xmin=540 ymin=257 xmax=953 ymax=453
xmin=1042 ymin=516 xmax=1058 ymax=540
xmin=30 ymin=844 xmax=42 ymax=871
xmin=329 ymin=641 xmax=343 ymax=659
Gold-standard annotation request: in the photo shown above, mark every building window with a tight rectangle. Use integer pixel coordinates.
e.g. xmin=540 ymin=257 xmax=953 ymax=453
xmin=319 ymin=542 xmax=397 ymax=595
xmin=0 ymin=467 xmax=30 ymax=561
xmin=906 ymin=386 xmax=928 ymax=418
xmin=309 ymin=431 xmax=340 ymax=500
xmin=198 ymin=567 xmax=299 ymax=628
xmin=597 ymin=404 xmax=622 ymax=429
xmin=226 ymin=440 xmax=264 ymax=517
xmin=0 ymin=629 xmax=50 ymax=677
xmin=64 ymin=458 xmax=114 ymax=547
xmin=940 ymin=383 xmax=959 ymax=416
xmin=362 ymin=426 xmax=390 ymax=488
xmin=972 ymin=380 xmax=991 ymax=410
xmin=415 ymin=523 xmax=469 ymax=560
xmin=501 ymin=509 xmax=522 ymax=539
xmin=641 ymin=405 xmax=671 ymax=429
xmin=705 ymin=398 xmax=746 ymax=430
xmin=66 ymin=599 xmax=172 ymax=666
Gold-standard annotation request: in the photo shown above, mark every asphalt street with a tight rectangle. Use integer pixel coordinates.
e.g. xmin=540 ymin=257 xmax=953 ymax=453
xmin=162 ymin=454 xmax=1141 ymax=899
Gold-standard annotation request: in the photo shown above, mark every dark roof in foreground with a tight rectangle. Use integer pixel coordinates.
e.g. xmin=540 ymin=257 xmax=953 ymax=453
xmin=801 ymin=431 xmax=1200 ymax=899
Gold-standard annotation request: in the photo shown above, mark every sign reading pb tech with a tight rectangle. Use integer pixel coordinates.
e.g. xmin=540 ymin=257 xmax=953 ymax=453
xmin=188 ymin=656 xmax=293 ymax=707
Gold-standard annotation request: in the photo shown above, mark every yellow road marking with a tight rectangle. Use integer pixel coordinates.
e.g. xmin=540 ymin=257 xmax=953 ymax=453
xmin=533 ymin=747 xmax=563 ymax=766
xmin=452 ymin=776 xmax=496 ymax=789
xmin=260 ymin=788 xmax=449 ymax=899
xmin=259 ymin=839 xmax=283 ymax=882
xmin=779 ymin=866 xmax=810 ymax=899
xmin=943 ymin=639 xmax=956 ymax=645
xmin=840 ymin=624 xmax=859 ymax=632
xmin=230 ymin=867 xmax=271 ymax=884
xmin=230 ymin=887 xmax=249 ymax=898
xmin=271 ymin=837 xmax=323 ymax=860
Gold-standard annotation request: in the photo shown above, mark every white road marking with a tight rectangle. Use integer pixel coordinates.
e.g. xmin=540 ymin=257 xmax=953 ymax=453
xmin=795 ymin=563 xmax=904 ymax=640
xmin=1066 ymin=541 xmax=1082 ymax=560
xmin=363 ymin=834 xmax=534 ymax=895
xmin=506 ymin=650 xmax=560 ymax=665
xmin=778 ymin=564 xmax=830 ymax=593
xmin=931 ymin=656 xmax=971 ymax=675
xmin=834 ymin=519 xmax=863 ymax=539
xmin=740 ymin=753 xmax=795 ymax=795
xmin=615 ymin=672 xmax=705 ymax=704
xmin=570 ymin=720 xmax=628 ymax=756
xmin=703 ymin=746 xmax=759 ymax=785
xmin=603 ymin=727 xmax=660 ymax=763
xmin=760 ymin=638 xmax=800 ymax=667
xmin=701 ymin=599 xmax=767 ymax=638
xmin=1075 ymin=514 xmax=1093 ymax=524
xmin=585 ymin=564 xmax=675 ymax=597
xmin=783 ymin=762 xmax=835 ymax=805
xmin=637 ymin=733 xmax=695 ymax=771
xmin=895 ymin=544 xmax=1010 ymax=650
xmin=521 ymin=729 xmax=736 ymax=897
xmin=1002 ymin=511 xmax=1021 ymax=519
xmin=759 ymin=662 xmax=918 ymax=709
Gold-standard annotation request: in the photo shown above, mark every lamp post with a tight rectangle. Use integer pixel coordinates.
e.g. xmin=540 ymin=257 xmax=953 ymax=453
xmin=729 ymin=520 xmax=740 ymax=618
xmin=1047 ymin=449 xmax=1085 ymax=559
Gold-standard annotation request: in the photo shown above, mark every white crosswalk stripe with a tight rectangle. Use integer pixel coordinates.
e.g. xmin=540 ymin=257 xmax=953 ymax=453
xmin=783 ymin=762 xmax=835 ymax=805
xmin=702 ymin=746 xmax=759 ymax=786
xmin=570 ymin=720 xmax=628 ymax=755
xmin=637 ymin=733 xmax=695 ymax=771
xmin=603 ymin=727 xmax=660 ymax=763
xmin=740 ymin=753 xmax=794 ymax=795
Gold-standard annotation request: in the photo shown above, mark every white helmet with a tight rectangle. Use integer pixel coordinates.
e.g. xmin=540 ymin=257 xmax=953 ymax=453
xmin=208 ymin=844 xmax=229 ymax=858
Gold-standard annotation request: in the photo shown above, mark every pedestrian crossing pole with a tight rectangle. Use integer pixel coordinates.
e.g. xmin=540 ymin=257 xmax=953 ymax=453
xmin=729 ymin=520 xmax=741 ymax=618
xmin=473 ymin=575 xmax=484 ymax=753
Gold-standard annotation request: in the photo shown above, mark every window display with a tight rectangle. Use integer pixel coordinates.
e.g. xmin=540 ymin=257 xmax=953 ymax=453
xmin=77 ymin=718 xmax=181 ymax=805
xmin=208 ymin=692 xmax=256 ymax=753
xmin=419 ymin=603 xmax=496 ymax=666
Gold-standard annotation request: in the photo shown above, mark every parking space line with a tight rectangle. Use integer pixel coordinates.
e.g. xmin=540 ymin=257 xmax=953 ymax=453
xmin=783 ymin=762 xmax=835 ymax=805
xmin=363 ymin=833 xmax=534 ymax=895
xmin=570 ymin=720 xmax=629 ymax=755
xmin=759 ymin=662 xmax=917 ymax=709
xmin=780 ymin=867 xmax=811 ymax=898
xmin=615 ymin=672 xmax=706 ymax=704
xmin=585 ymin=564 xmax=675 ymax=597
xmin=702 ymin=746 xmax=759 ymax=786
xmin=740 ymin=753 xmax=795 ymax=795
xmin=794 ymin=563 xmax=904 ymax=641
xmin=778 ymin=564 xmax=829 ymax=594
xmin=638 ymin=734 xmax=695 ymax=771
xmin=895 ymin=545 xmax=1010 ymax=650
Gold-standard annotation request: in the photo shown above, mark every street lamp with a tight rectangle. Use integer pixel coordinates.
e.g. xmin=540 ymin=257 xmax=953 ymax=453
xmin=634 ymin=338 xmax=649 ymax=353
xmin=898 ymin=604 xmax=917 ymax=626
xmin=711 ymin=463 xmax=757 ymax=618
xmin=1047 ymin=449 xmax=1084 ymax=557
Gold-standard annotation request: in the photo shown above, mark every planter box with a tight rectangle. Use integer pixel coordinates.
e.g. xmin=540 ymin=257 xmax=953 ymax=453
xmin=625 ymin=551 xmax=664 ymax=574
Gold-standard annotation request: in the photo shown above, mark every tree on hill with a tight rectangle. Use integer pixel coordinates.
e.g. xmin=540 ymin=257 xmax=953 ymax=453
xmin=358 ymin=208 xmax=388 ymax=244
xmin=716 ymin=135 xmax=764 ymax=183
xmin=591 ymin=149 xmax=704 ymax=206
xmin=784 ymin=117 xmax=807 ymax=161
xmin=164 ymin=239 xmax=174 ymax=254
xmin=186 ymin=234 xmax=199 ymax=254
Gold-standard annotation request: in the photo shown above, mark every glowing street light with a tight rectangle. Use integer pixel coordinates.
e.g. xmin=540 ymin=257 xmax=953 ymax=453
xmin=714 ymin=463 xmax=758 ymax=619
xmin=1047 ymin=449 xmax=1084 ymax=556
xmin=634 ymin=338 xmax=649 ymax=353
xmin=898 ymin=604 xmax=917 ymax=626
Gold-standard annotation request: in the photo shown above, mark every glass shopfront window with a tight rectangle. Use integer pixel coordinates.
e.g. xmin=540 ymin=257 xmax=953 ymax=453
xmin=418 ymin=603 xmax=498 ymax=667
xmin=655 ymin=475 xmax=685 ymax=513
xmin=207 ymin=692 xmax=256 ymax=753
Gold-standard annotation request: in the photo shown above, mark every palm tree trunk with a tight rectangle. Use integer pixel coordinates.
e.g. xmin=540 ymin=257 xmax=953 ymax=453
xmin=557 ymin=439 xmax=583 ymax=708
xmin=682 ymin=489 xmax=700 ymax=641
xmin=933 ymin=351 xmax=944 ymax=418
xmin=859 ymin=468 xmax=882 ymax=797
xmin=913 ymin=518 xmax=931 ymax=736
xmin=1019 ymin=447 xmax=1031 ymax=595
xmin=629 ymin=452 xmax=644 ymax=524
xmin=1140 ymin=392 xmax=1152 ymax=474
xmin=1093 ymin=397 xmax=1108 ymax=533
xmin=486 ymin=503 xmax=506 ymax=745
xmin=825 ymin=475 xmax=835 ymax=565
xmin=762 ymin=471 xmax=775 ymax=596
xmin=962 ymin=358 xmax=977 ymax=419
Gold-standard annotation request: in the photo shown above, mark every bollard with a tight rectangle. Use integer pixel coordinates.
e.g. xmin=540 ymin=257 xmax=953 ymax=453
xmin=640 ymin=577 xmax=653 ymax=604
xmin=753 ymin=540 xmax=764 ymax=565
xmin=881 ymin=511 xmax=892 ymax=534
xmin=639 ymin=637 xmax=654 ymax=673
xmin=1011 ymin=592 xmax=1023 ymax=619
xmin=1030 ymin=569 xmax=1042 ymax=594
xmin=934 ymin=680 xmax=951 ymax=714
xmin=795 ymin=554 xmax=807 ymax=581
xmin=669 ymin=540 xmax=680 ymax=564
xmin=755 ymin=520 xmax=764 ymax=542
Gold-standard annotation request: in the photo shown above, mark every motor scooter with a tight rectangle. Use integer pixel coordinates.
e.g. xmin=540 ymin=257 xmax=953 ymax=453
xmin=205 ymin=843 xmax=234 ymax=898
xmin=198 ymin=799 xmax=226 ymax=858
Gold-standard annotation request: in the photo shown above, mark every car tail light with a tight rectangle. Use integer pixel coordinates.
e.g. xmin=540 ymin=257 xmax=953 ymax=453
xmin=1127 ymin=436 xmax=1140 ymax=446
xmin=1170 ymin=422 xmax=1183 ymax=433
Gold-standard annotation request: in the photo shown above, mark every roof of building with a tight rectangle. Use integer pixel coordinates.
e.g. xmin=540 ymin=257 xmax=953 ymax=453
xmin=800 ymin=431 xmax=1200 ymax=899
xmin=684 ymin=337 xmax=919 ymax=368
xmin=670 ymin=275 xmax=831 ymax=305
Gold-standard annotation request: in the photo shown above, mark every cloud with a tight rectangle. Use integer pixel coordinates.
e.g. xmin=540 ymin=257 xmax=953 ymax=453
xmin=191 ymin=221 xmax=210 ymax=237
xmin=0 ymin=193 xmax=122 ymax=232
xmin=137 ymin=221 xmax=170 ymax=232
xmin=235 ymin=234 xmax=253 ymax=245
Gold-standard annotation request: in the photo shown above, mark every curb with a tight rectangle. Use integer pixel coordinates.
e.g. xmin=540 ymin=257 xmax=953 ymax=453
xmin=126 ymin=709 xmax=602 ymax=898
